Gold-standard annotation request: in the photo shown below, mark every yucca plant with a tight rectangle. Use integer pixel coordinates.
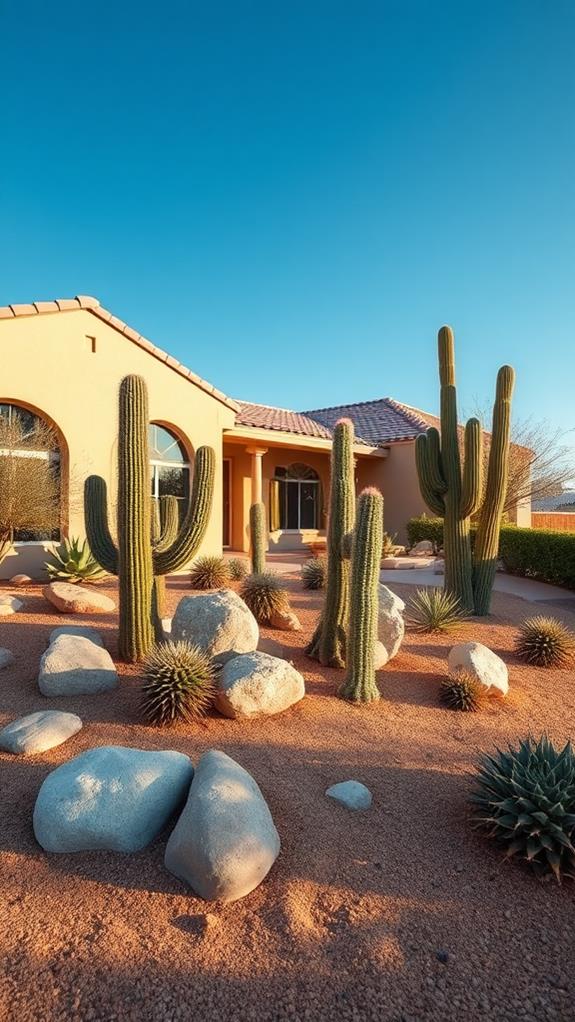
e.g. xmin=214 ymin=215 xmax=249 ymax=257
xmin=45 ymin=537 xmax=107 ymax=584
xmin=381 ymin=531 xmax=398 ymax=558
xmin=301 ymin=557 xmax=327 ymax=590
xmin=189 ymin=555 xmax=231 ymax=590
xmin=240 ymin=572 xmax=289 ymax=624
xmin=407 ymin=587 xmax=466 ymax=633
xmin=228 ymin=557 xmax=249 ymax=581
xmin=440 ymin=672 xmax=485 ymax=712
xmin=141 ymin=641 xmax=216 ymax=726
xmin=515 ymin=616 xmax=575 ymax=668
xmin=470 ymin=735 xmax=575 ymax=883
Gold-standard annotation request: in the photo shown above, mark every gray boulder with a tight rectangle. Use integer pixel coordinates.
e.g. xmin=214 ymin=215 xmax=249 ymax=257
xmin=171 ymin=589 xmax=259 ymax=664
xmin=165 ymin=749 xmax=280 ymax=902
xmin=38 ymin=634 xmax=117 ymax=696
xmin=43 ymin=582 xmax=115 ymax=614
xmin=0 ymin=647 xmax=15 ymax=670
xmin=326 ymin=780 xmax=372 ymax=810
xmin=215 ymin=651 xmax=305 ymax=719
xmin=0 ymin=710 xmax=82 ymax=755
xmin=49 ymin=625 xmax=104 ymax=648
xmin=377 ymin=584 xmax=405 ymax=665
xmin=448 ymin=641 xmax=509 ymax=697
xmin=33 ymin=745 xmax=194 ymax=853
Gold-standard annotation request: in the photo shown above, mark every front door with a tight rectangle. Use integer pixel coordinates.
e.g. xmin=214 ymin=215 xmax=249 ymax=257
xmin=222 ymin=459 xmax=231 ymax=547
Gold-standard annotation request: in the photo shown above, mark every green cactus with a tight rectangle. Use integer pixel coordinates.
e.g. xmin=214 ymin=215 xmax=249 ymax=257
xmin=307 ymin=418 xmax=355 ymax=667
xmin=85 ymin=375 xmax=215 ymax=662
xmin=472 ymin=364 xmax=515 ymax=614
xmin=151 ymin=495 xmax=180 ymax=636
xmin=339 ymin=488 xmax=383 ymax=702
xmin=249 ymin=502 xmax=266 ymax=574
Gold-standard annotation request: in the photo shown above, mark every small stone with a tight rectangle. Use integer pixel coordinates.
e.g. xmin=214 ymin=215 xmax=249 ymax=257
xmin=0 ymin=595 xmax=23 ymax=616
xmin=268 ymin=608 xmax=302 ymax=632
xmin=410 ymin=540 xmax=434 ymax=557
xmin=43 ymin=582 xmax=115 ymax=615
xmin=0 ymin=710 xmax=82 ymax=755
xmin=0 ymin=647 xmax=15 ymax=669
xmin=325 ymin=780 xmax=372 ymax=811
xmin=9 ymin=574 xmax=31 ymax=586
xmin=436 ymin=950 xmax=449 ymax=964
xmin=448 ymin=641 xmax=509 ymax=697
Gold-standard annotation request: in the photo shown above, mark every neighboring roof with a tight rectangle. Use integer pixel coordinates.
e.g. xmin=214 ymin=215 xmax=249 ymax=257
xmin=532 ymin=490 xmax=575 ymax=512
xmin=302 ymin=397 xmax=430 ymax=445
xmin=235 ymin=401 xmax=334 ymax=440
xmin=0 ymin=295 xmax=239 ymax=413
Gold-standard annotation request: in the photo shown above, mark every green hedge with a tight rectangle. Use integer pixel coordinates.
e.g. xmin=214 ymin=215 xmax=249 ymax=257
xmin=406 ymin=516 xmax=575 ymax=590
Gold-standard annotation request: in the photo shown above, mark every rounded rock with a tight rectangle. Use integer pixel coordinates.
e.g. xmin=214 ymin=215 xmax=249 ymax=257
xmin=171 ymin=589 xmax=258 ymax=664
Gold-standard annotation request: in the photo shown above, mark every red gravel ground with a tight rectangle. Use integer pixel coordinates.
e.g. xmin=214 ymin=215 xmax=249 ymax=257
xmin=1 ymin=574 xmax=574 ymax=1022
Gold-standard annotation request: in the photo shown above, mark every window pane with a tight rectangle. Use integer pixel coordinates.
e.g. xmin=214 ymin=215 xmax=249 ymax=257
xmin=149 ymin=424 xmax=187 ymax=463
xmin=158 ymin=466 xmax=189 ymax=500
xmin=300 ymin=482 xmax=318 ymax=529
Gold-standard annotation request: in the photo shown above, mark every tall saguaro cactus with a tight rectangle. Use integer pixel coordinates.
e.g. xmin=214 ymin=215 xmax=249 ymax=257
xmin=340 ymin=487 xmax=383 ymax=703
xmin=307 ymin=418 xmax=355 ymax=667
xmin=249 ymin=502 xmax=266 ymax=574
xmin=85 ymin=375 xmax=215 ymax=662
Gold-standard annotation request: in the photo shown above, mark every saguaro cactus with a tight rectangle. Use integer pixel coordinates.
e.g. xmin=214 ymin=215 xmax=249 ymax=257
xmin=151 ymin=494 xmax=180 ymax=634
xmin=339 ymin=487 xmax=383 ymax=703
xmin=249 ymin=502 xmax=266 ymax=574
xmin=473 ymin=365 xmax=515 ymax=614
xmin=415 ymin=327 xmax=483 ymax=613
xmin=85 ymin=375 xmax=215 ymax=662
xmin=307 ymin=418 xmax=355 ymax=667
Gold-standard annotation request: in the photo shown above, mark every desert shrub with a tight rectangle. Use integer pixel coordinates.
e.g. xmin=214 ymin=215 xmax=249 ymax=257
xmin=470 ymin=734 xmax=575 ymax=882
xmin=0 ymin=410 xmax=60 ymax=562
xmin=301 ymin=557 xmax=327 ymax=590
xmin=440 ymin=672 xmax=485 ymax=712
xmin=45 ymin=537 xmax=107 ymax=584
xmin=406 ymin=516 xmax=445 ymax=552
xmin=381 ymin=531 xmax=398 ymax=557
xmin=141 ymin=640 xmax=215 ymax=725
xmin=240 ymin=572 xmax=289 ymax=623
xmin=407 ymin=587 xmax=466 ymax=633
xmin=515 ymin=615 xmax=575 ymax=667
xmin=228 ymin=557 xmax=249 ymax=581
xmin=189 ymin=555 xmax=230 ymax=590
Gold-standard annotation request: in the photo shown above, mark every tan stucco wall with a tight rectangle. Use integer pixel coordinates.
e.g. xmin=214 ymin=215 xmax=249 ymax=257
xmin=375 ymin=442 xmax=429 ymax=543
xmin=0 ymin=309 xmax=235 ymax=577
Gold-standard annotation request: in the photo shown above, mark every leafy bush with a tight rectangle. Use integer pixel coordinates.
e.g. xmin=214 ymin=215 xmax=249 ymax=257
xmin=240 ymin=572 xmax=289 ymax=623
xmin=228 ymin=557 xmax=249 ymax=581
xmin=470 ymin=735 xmax=575 ymax=882
xmin=407 ymin=587 xmax=466 ymax=633
xmin=515 ymin=615 xmax=575 ymax=667
xmin=189 ymin=555 xmax=231 ymax=590
xmin=45 ymin=537 xmax=107 ymax=583
xmin=141 ymin=641 xmax=215 ymax=725
xmin=440 ymin=672 xmax=485 ymax=712
xmin=301 ymin=557 xmax=327 ymax=590
xmin=406 ymin=516 xmax=445 ymax=552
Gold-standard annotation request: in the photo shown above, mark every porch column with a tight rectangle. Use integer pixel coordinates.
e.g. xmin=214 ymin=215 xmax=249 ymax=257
xmin=246 ymin=447 xmax=268 ymax=504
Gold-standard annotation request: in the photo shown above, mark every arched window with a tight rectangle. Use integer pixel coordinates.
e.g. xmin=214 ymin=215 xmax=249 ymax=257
xmin=272 ymin=463 xmax=319 ymax=530
xmin=0 ymin=403 xmax=61 ymax=544
xmin=149 ymin=423 xmax=190 ymax=519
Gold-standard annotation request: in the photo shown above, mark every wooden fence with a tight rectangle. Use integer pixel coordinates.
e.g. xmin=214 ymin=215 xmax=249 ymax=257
xmin=531 ymin=512 xmax=575 ymax=533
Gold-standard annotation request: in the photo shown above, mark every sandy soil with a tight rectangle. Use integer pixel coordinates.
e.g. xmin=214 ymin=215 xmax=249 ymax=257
xmin=0 ymin=574 xmax=574 ymax=1022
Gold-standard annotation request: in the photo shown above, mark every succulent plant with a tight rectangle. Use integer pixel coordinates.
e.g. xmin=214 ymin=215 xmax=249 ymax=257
xmin=515 ymin=615 xmax=575 ymax=668
xmin=189 ymin=555 xmax=231 ymax=590
xmin=470 ymin=735 xmax=575 ymax=882
xmin=249 ymin=502 xmax=266 ymax=575
xmin=301 ymin=556 xmax=327 ymax=590
xmin=45 ymin=537 xmax=107 ymax=583
xmin=339 ymin=487 xmax=383 ymax=703
xmin=440 ymin=672 xmax=485 ymax=711
xmin=228 ymin=557 xmax=249 ymax=581
xmin=141 ymin=640 xmax=216 ymax=726
xmin=381 ymin=531 xmax=397 ymax=558
xmin=406 ymin=587 xmax=466 ymax=633
xmin=240 ymin=571 xmax=289 ymax=624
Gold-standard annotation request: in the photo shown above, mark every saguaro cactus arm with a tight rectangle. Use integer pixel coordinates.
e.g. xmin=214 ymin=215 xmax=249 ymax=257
xmin=154 ymin=495 xmax=179 ymax=553
xmin=153 ymin=446 xmax=215 ymax=576
xmin=84 ymin=476 xmax=118 ymax=575
xmin=415 ymin=431 xmax=446 ymax=516
xmin=460 ymin=418 xmax=483 ymax=518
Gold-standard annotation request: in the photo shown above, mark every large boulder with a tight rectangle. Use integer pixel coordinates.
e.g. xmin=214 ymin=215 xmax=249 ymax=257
xmin=0 ymin=710 xmax=82 ymax=755
xmin=165 ymin=750 xmax=280 ymax=902
xmin=33 ymin=745 xmax=194 ymax=853
xmin=0 ymin=596 xmax=23 ymax=616
xmin=43 ymin=582 xmax=115 ymax=615
xmin=410 ymin=540 xmax=434 ymax=557
xmin=377 ymin=584 xmax=405 ymax=665
xmin=215 ymin=651 xmax=305 ymax=719
xmin=448 ymin=641 xmax=509 ymax=697
xmin=49 ymin=625 xmax=104 ymax=647
xmin=171 ymin=590 xmax=258 ymax=665
xmin=38 ymin=634 xmax=118 ymax=696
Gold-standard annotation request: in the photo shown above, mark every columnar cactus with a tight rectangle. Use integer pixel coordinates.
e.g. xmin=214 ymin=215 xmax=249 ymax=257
xmin=151 ymin=495 xmax=180 ymax=635
xmin=249 ymin=502 xmax=266 ymax=574
xmin=85 ymin=375 xmax=215 ymax=662
xmin=339 ymin=488 xmax=383 ymax=702
xmin=307 ymin=418 xmax=355 ymax=667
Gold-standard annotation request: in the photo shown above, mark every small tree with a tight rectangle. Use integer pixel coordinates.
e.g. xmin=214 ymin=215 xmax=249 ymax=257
xmin=0 ymin=411 xmax=61 ymax=563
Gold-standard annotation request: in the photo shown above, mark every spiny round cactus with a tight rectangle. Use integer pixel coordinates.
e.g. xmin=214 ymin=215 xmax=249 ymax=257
xmin=470 ymin=735 xmax=575 ymax=882
xmin=440 ymin=672 xmax=485 ymax=712
xmin=515 ymin=615 xmax=575 ymax=668
xmin=406 ymin=587 xmax=466 ymax=633
xmin=189 ymin=555 xmax=231 ymax=590
xmin=141 ymin=641 xmax=216 ymax=726
xmin=301 ymin=557 xmax=327 ymax=590
xmin=240 ymin=572 xmax=289 ymax=623
xmin=228 ymin=557 xmax=249 ymax=581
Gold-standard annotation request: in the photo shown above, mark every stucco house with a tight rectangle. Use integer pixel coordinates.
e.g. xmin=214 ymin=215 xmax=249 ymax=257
xmin=0 ymin=296 xmax=531 ymax=577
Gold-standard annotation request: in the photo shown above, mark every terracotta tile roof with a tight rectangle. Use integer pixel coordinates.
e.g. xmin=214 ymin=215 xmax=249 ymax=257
xmin=0 ymin=295 xmax=239 ymax=413
xmin=235 ymin=401 xmax=334 ymax=440
xmin=301 ymin=397 xmax=431 ymax=444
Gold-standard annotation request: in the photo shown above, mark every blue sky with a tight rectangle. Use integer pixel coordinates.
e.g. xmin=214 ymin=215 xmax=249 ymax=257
xmin=1 ymin=1 xmax=574 ymax=442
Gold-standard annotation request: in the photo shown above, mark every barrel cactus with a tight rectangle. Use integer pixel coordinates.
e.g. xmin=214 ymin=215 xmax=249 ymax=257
xmin=339 ymin=487 xmax=383 ymax=703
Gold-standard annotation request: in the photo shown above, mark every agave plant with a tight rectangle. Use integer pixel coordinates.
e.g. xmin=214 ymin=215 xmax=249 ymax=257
xmin=189 ymin=555 xmax=231 ymax=590
xmin=240 ymin=572 xmax=289 ymax=624
xmin=470 ymin=735 xmax=575 ymax=882
xmin=515 ymin=616 xmax=575 ymax=668
xmin=141 ymin=640 xmax=216 ymax=726
xmin=440 ymin=672 xmax=485 ymax=712
xmin=45 ymin=537 xmax=107 ymax=584
xmin=407 ymin=587 xmax=465 ymax=633
xmin=228 ymin=557 xmax=249 ymax=581
xmin=301 ymin=557 xmax=326 ymax=590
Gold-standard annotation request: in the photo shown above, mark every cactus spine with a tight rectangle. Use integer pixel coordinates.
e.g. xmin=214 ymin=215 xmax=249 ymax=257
xmin=307 ymin=418 xmax=355 ymax=667
xmin=473 ymin=365 xmax=515 ymax=614
xmin=249 ymin=502 xmax=266 ymax=574
xmin=85 ymin=375 xmax=215 ymax=662
xmin=339 ymin=488 xmax=383 ymax=702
